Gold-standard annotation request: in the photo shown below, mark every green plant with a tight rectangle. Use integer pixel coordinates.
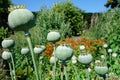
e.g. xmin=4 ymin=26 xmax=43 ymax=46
xmin=34 ymin=7 xmax=71 ymax=44
xmin=83 ymin=8 xmax=120 ymax=54
xmin=0 ymin=27 xmax=8 ymax=40
xmin=51 ymin=0 xmax=84 ymax=35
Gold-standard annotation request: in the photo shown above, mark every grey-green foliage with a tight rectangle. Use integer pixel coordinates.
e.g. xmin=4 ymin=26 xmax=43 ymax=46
xmin=31 ymin=8 xmax=71 ymax=44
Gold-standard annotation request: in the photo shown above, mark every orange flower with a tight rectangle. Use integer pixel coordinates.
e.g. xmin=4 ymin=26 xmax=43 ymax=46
xmin=43 ymin=42 xmax=53 ymax=59
xmin=43 ymin=37 xmax=105 ymax=58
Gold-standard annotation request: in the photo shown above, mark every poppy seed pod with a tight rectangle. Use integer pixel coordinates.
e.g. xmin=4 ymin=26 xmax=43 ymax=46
xmin=55 ymin=44 xmax=73 ymax=61
xmin=2 ymin=50 xmax=12 ymax=60
xmin=21 ymin=47 xmax=29 ymax=55
xmin=94 ymin=66 xmax=108 ymax=75
xmin=8 ymin=7 xmax=35 ymax=31
xmin=47 ymin=31 xmax=61 ymax=42
xmin=2 ymin=38 xmax=15 ymax=48
xmin=34 ymin=45 xmax=45 ymax=54
xmin=78 ymin=53 xmax=93 ymax=65
xmin=49 ymin=56 xmax=58 ymax=64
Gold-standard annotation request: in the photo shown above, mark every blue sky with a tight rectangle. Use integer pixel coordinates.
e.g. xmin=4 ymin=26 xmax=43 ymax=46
xmin=12 ymin=0 xmax=108 ymax=13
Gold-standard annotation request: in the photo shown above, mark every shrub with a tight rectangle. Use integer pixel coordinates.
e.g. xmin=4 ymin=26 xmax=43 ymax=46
xmin=51 ymin=1 xmax=84 ymax=35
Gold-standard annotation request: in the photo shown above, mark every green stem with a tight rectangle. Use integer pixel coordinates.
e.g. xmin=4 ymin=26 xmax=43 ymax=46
xmin=25 ymin=55 xmax=29 ymax=77
xmin=60 ymin=64 xmax=63 ymax=80
xmin=104 ymin=49 xmax=107 ymax=62
xmin=8 ymin=61 xmax=14 ymax=80
xmin=109 ymin=53 xmax=112 ymax=72
xmin=73 ymin=65 xmax=79 ymax=80
xmin=64 ymin=65 xmax=68 ymax=80
xmin=26 ymin=35 xmax=39 ymax=80
xmin=39 ymin=56 xmax=42 ymax=80
xmin=39 ymin=63 xmax=42 ymax=80
xmin=86 ymin=68 xmax=90 ymax=80
xmin=52 ymin=44 xmax=56 ymax=80
xmin=52 ymin=65 xmax=56 ymax=80
xmin=85 ymin=65 xmax=90 ymax=80
xmin=10 ymin=53 xmax=16 ymax=80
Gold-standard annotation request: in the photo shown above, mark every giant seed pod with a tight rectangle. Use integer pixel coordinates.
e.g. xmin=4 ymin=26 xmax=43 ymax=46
xmin=8 ymin=6 xmax=35 ymax=31
xmin=2 ymin=38 xmax=15 ymax=48
xmin=78 ymin=53 xmax=93 ymax=65
xmin=2 ymin=50 xmax=12 ymax=60
xmin=55 ymin=44 xmax=73 ymax=61
xmin=47 ymin=31 xmax=61 ymax=42
xmin=21 ymin=47 xmax=29 ymax=55
xmin=34 ymin=45 xmax=45 ymax=54
xmin=94 ymin=66 xmax=108 ymax=75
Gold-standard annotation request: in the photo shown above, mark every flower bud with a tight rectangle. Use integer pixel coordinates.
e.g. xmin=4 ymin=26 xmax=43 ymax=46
xmin=2 ymin=38 xmax=15 ymax=48
xmin=21 ymin=47 xmax=29 ymax=54
xmin=34 ymin=45 xmax=45 ymax=54
xmin=2 ymin=50 xmax=12 ymax=60
xmin=108 ymin=49 xmax=112 ymax=53
xmin=103 ymin=43 xmax=108 ymax=48
xmin=47 ymin=31 xmax=61 ymax=42
xmin=49 ymin=56 xmax=58 ymax=64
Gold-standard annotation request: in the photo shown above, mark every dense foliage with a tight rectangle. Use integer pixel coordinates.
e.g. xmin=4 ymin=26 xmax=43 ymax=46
xmin=51 ymin=1 xmax=84 ymax=35
xmin=0 ymin=1 xmax=120 ymax=80
xmin=83 ymin=7 xmax=120 ymax=54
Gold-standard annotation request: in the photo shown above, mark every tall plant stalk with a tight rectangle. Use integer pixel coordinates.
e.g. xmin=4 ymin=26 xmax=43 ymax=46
xmin=10 ymin=53 xmax=16 ymax=80
xmin=60 ymin=64 xmax=64 ymax=80
xmin=25 ymin=34 xmax=39 ymax=80
xmin=8 ymin=61 xmax=14 ymax=80
xmin=52 ymin=44 xmax=56 ymax=80
xmin=64 ymin=65 xmax=68 ymax=80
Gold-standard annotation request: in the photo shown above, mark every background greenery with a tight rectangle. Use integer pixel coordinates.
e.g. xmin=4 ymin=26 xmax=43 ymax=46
xmin=0 ymin=0 xmax=120 ymax=80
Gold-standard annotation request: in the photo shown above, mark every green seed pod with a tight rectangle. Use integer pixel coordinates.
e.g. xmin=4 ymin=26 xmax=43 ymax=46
xmin=34 ymin=45 xmax=45 ymax=54
xmin=2 ymin=50 xmax=12 ymax=60
xmin=8 ymin=8 xmax=35 ymax=31
xmin=47 ymin=31 xmax=61 ymax=42
xmin=49 ymin=56 xmax=58 ymax=64
xmin=2 ymin=38 xmax=15 ymax=49
xmin=78 ymin=53 xmax=93 ymax=65
xmin=55 ymin=44 xmax=73 ymax=61
xmin=21 ymin=47 xmax=29 ymax=55
xmin=94 ymin=66 xmax=108 ymax=75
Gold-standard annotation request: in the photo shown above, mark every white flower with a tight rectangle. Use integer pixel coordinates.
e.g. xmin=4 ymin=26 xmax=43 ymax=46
xmin=103 ymin=44 xmax=108 ymax=48
xmin=72 ymin=55 xmax=77 ymax=60
xmin=95 ymin=60 xmax=101 ymax=64
xmin=112 ymin=53 xmax=117 ymax=58
xmin=72 ymin=59 xmax=77 ymax=64
xmin=87 ymin=68 xmax=91 ymax=73
xmin=79 ymin=45 xmax=85 ymax=50
xmin=101 ymin=55 xmax=105 ymax=60
xmin=108 ymin=49 xmax=112 ymax=53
